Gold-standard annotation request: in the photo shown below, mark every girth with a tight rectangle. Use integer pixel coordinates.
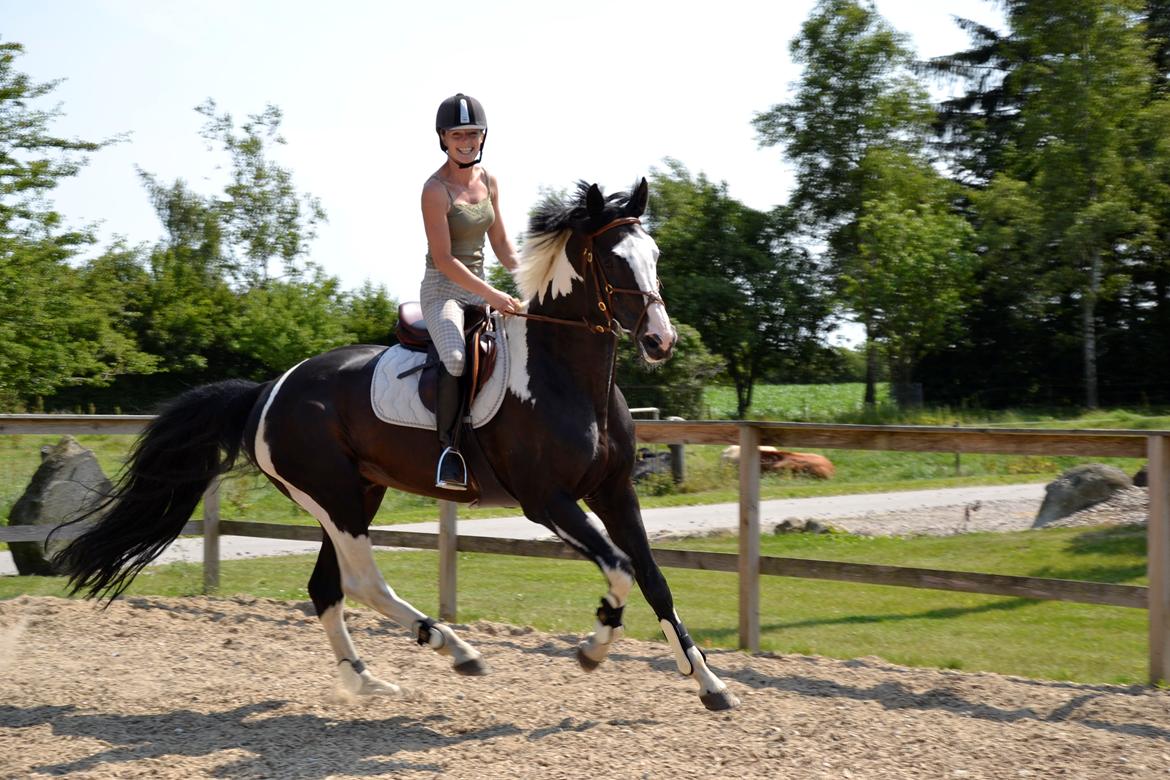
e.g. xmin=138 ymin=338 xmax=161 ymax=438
xmin=394 ymin=301 xmax=499 ymax=414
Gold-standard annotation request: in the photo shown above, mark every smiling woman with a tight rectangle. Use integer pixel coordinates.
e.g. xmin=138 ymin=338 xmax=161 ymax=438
xmin=420 ymin=92 xmax=524 ymax=490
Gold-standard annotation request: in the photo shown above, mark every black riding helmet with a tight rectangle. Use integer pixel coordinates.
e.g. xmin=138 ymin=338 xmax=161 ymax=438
xmin=436 ymin=93 xmax=487 ymax=169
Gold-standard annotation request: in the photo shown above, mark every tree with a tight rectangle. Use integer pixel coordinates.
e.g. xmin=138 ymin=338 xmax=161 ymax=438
xmin=616 ymin=323 xmax=722 ymax=419
xmin=0 ymin=40 xmax=147 ymax=408
xmin=852 ymin=149 xmax=977 ymax=400
xmin=753 ymin=0 xmax=935 ymax=406
xmin=999 ymin=0 xmax=1153 ymax=408
xmin=230 ymin=269 xmax=355 ymax=373
xmin=195 ymin=99 xmax=326 ymax=287
xmin=342 ymin=281 xmax=399 ymax=345
xmin=647 ymin=160 xmax=830 ymax=418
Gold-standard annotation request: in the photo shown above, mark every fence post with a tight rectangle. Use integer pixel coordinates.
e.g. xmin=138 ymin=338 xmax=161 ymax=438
xmin=738 ymin=423 xmax=761 ymax=652
xmin=202 ymin=477 xmax=221 ymax=594
xmin=666 ymin=416 xmax=686 ymax=484
xmin=1148 ymin=434 xmax=1170 ymax=686
xmin=438 ymin=500 xmax=458 ymax=622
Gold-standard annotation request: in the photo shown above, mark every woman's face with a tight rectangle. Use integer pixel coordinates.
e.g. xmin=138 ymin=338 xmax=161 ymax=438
xmin=443 ymin=128 xmax=483 ymax=164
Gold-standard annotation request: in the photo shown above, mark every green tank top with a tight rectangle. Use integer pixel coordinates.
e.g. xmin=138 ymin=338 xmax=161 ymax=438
xmin=424 ymin=172 xmax=496 ymax=278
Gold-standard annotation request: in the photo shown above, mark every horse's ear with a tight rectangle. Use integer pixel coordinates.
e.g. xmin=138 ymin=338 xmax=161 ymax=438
xmin=630 ymin=177 xmax=649 ymax=217
xmin=586 ymin=183 xmax=605 ymax=220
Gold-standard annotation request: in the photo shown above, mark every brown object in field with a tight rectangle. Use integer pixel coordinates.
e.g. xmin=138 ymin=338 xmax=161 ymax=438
xmin=720 ymin=445 xmax=835 ymax=479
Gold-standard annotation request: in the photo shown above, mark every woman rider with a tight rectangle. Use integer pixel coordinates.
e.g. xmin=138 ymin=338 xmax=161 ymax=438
xmin=421 ymin=93 xmax=523 ymax=490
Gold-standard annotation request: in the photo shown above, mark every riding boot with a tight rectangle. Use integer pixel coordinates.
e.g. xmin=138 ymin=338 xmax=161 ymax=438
xmin=435 ymin=364 xmax=468 ymax=490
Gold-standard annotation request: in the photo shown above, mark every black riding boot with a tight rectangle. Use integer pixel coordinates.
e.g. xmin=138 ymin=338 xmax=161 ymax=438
xmin=435 ymin=364 xmax=468 ymax=490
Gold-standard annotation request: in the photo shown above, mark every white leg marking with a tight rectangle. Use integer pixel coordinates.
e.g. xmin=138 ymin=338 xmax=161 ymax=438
xmin=579 ymin=566 xmax=635 ymax=665
xmin=659 ymin=612 xmax=732 ymax=700
xmin=321 ymin=603 xmax=401 ymax=698
xmin=660 ymin=616 xmax=694 ymax=676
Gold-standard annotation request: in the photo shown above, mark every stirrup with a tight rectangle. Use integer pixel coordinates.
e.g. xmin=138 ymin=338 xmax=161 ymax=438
xmin=436 ymin=446 xmax=468 ymax=490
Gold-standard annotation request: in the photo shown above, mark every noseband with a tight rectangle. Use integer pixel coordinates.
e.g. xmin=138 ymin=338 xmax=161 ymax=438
xmin=515 ymin=217 xmax=665 ymax=337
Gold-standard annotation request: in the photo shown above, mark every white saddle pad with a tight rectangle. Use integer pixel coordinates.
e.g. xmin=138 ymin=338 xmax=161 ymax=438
xmin=369 ymin=313 xmax=509 ymax=430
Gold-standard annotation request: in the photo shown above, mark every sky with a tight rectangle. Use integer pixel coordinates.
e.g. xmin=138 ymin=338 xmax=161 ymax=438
xmin=3 ymin=0 xmax=1005 ymax=323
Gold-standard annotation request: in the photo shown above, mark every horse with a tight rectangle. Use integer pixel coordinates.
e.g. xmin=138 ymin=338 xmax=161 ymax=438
xmin=51 ymin=178 xmax=740 ymax=712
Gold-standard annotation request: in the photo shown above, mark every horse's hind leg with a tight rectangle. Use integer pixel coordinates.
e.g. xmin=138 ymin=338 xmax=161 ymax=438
xmin=259 ymin=444 xmax=488 ymax=683
xmin=309 ymin=535 xmax=401 ymax=697
xmin=586 ymin=485 xmax=740 ymax=711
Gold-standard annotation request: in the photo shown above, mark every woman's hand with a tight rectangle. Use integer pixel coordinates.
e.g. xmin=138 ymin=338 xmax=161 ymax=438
xmin=488 ymin=288 xmax=523 ymax=315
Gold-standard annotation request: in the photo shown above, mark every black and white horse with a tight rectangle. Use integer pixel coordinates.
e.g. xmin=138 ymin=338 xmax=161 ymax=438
xmin=53 ymin=179 xmax=740 ymax=711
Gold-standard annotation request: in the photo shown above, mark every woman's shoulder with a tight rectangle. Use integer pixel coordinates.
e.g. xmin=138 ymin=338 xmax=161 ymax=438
xmin=479 ymin=166 xmax=499 ymax=196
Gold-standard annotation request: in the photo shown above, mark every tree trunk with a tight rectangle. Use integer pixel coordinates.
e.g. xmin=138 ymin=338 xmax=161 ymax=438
xmin=863 ymin=319 xmax=877 ymax=407
xmin=1083 ymin=247 xmax=1101 ymax=409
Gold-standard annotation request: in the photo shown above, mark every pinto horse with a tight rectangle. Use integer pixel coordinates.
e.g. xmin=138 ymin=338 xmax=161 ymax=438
xmin=52 ymin=179 xmax=740 ymax=711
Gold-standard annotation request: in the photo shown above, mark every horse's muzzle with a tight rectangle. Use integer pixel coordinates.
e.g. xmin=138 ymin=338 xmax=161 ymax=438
xmin=640 ymin=328 xmax=676 ymax=363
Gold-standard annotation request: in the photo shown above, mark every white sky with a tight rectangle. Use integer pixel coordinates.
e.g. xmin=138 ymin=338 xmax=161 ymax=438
xmin=3 ymin=0 xmax=1004 ymax=313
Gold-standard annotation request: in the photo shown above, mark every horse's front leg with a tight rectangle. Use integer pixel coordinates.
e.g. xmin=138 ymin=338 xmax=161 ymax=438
xmin=523 ymin=493 xmax=634 ymax=670
xmin=586 ymin=484 xmax=740 ymax=711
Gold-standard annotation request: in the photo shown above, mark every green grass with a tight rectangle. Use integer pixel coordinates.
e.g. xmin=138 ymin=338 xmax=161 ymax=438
xmin=1 ymin=523 xmax=1149 ymax=685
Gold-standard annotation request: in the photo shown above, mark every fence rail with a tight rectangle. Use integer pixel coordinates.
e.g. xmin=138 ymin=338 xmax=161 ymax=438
xmin=2 ymin=414 xmax=1167 ymax=685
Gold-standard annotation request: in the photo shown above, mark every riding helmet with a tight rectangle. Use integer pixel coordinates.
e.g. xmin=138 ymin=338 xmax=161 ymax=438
xmin=435 ymin=93 xmax=488 ymax=158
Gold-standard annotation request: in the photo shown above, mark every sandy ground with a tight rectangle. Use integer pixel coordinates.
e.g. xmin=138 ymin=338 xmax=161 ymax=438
xmin=1 ymin=591 xmax=1168 ymax=779
xmin=2 ymin=487 xmax=1164 ymax=779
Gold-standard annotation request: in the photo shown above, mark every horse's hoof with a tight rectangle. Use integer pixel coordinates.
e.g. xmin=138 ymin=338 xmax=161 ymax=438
xmin=576 ymin=645 xmax=602 ymax=672
xmin=700 ymin=688 xmax=741 ymax=711
xmin=453 ymin=657 xmax=490 ymax=676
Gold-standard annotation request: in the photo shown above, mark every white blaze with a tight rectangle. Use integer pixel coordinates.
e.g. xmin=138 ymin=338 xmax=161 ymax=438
xmin=612 ymin=226 xmax=675 ymax=351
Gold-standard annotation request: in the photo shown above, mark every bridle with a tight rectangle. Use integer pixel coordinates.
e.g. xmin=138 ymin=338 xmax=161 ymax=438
xmin=512 ymin=217 xmax=665 ymax=338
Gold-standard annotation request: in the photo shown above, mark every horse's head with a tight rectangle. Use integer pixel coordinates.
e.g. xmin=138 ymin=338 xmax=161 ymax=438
xmin=582 ymin=178 xmax=677 ymax=363
xmin=516 ymin=178 xmax=677 ymax=364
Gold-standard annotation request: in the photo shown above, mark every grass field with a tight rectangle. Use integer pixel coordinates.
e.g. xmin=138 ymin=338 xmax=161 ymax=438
xmin=1 ymin=523 xmax=1149 ymax=685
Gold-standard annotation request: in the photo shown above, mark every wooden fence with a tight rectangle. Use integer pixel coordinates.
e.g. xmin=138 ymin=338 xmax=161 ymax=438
xmin=2 ymin=414 xmax=1167 ymax=686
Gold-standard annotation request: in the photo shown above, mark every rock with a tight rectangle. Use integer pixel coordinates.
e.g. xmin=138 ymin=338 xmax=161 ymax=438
xmin=632 ymin=447 xmax=672 ymax=483
xmin=1033 ymin=464 xmax=1132 ymax=528
xmin=1133 ymin=465 xmax=1147 ymax=487
xmin=771 ymin=518 xmax=839 ymax=535
xmin=6 ymin=436 xmax=112 ymax=575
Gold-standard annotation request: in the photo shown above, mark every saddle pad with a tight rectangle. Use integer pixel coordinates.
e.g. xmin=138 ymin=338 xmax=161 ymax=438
xmin=369 ymin=313 xmax=510 ymax=430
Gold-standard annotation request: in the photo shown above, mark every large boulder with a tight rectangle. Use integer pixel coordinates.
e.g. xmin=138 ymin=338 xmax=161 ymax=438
xmin=6 ymin=436 xmax=112 ymax=575
xmin=1033 ymin=464 xmax=1132 ymax=528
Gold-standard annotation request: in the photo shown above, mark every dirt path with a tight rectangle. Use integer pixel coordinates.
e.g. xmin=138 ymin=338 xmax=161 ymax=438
xmin=1 ymin=595 xmax=1167 ymax=779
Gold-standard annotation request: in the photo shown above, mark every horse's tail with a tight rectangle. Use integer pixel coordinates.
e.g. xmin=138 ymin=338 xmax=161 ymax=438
xmin=50 ymin=378 xmax=270 ymax=602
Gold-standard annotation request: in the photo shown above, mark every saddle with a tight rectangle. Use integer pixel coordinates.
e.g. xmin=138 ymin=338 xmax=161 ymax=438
xmin=395 ymin=301 xmax=499 ymax=414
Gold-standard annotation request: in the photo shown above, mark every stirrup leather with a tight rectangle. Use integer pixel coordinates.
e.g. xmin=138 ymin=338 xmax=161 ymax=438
xmin=436 ymin=446 xmax=468 ymax=490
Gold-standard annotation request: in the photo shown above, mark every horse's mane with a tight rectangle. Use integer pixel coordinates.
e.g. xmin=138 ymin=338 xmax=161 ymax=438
xmin=515 ymin=181 xmax=637 ymax=304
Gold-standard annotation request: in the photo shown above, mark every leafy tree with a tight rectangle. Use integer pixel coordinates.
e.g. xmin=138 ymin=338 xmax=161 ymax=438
xmin=195 ymin=99 xmax=326 ymax=287
xmin=230 ymin=268 xmax=354 ymax=373
xmin=616 ymin=323 xmax=722 ymax=419
xmin=753 ymin=0 xmax=935 ymax=406
xmin=135 ymin=175 xmax=238 ymax=376
xmin=0 ymin=40 xmax=148 ymax=408
xmin=342 ymin=280 xmax=399 ymax=345
xmin=852 ymin=149 xmax=976 ymax=400
xmin=996 ymin=0 xmax=1153 ymax=408
xmin=647 ymin=160 xmax=830 ymax=418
